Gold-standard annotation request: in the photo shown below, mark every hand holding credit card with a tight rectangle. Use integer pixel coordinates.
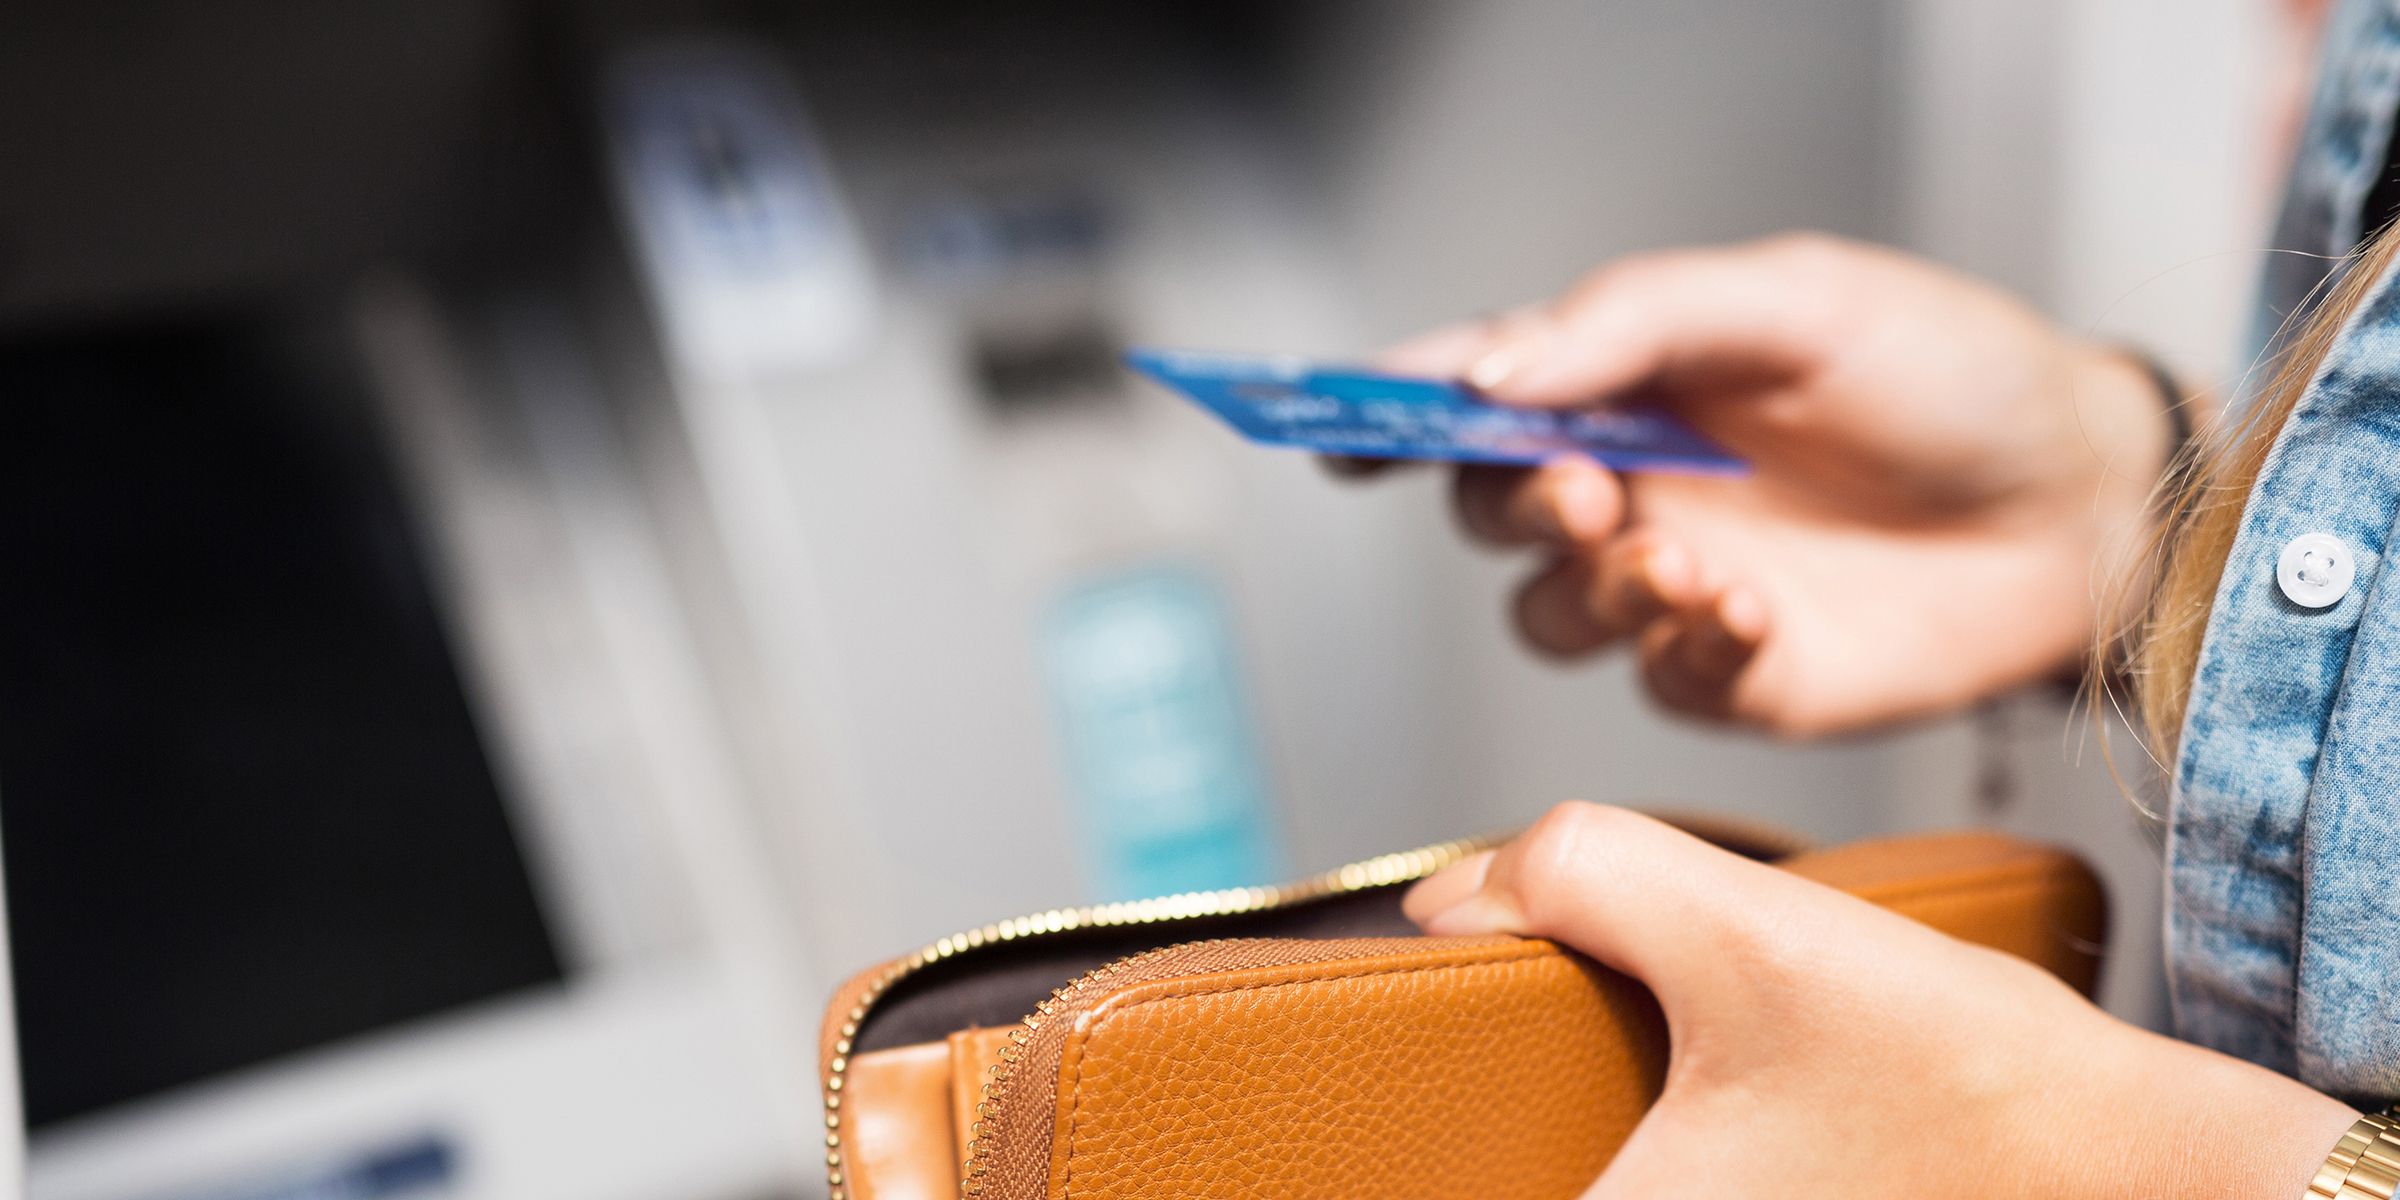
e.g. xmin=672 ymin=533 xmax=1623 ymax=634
xmin=1126 ymin=348 xmax=1745 ymax=475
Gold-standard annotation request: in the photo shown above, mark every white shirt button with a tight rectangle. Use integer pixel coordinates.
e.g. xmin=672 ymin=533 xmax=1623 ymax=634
xmin=2278 ymin=532 xmax=2356 ymax=609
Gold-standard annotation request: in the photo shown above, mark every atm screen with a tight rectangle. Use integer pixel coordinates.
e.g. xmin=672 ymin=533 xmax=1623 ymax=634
xmin=0 ymin=316 xmax=564 ymax=1128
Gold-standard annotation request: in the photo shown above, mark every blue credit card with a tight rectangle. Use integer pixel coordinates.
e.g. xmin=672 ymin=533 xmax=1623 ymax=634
xmin=1126 ymin=348 xmax=1746 ymax=474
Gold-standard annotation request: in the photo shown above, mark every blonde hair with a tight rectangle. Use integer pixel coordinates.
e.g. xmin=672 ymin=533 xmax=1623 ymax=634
xmin=2120 ymin=223 xmax=2400 ymax=757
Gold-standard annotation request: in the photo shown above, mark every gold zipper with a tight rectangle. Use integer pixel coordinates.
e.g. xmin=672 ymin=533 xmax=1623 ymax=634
xmin=819 ymin=836 xmax=1491 ymax=1200
xmin=963 ymin=939 xmax=1211 ymax=1197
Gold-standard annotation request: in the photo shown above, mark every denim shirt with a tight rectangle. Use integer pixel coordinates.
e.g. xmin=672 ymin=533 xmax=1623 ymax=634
xmin=2172 ymin=0 xmax=2400 ymax=1101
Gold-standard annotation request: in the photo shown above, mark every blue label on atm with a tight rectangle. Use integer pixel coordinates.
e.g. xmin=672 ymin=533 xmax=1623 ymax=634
xmin=1040 ymin=565 xmax=1284 ymax=900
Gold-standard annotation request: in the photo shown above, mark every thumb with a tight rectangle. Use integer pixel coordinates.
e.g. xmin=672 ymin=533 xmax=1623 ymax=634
xmin=1466 ymin=236 xmax=1846 ymax=408
xmin=1405 ymin=804 xmax=1812 ymax=1200
xmin=1403 ymin=802 xmax=1817 ymax=1008
xmin=1372 ymin=312 xmax=1530 ymax=377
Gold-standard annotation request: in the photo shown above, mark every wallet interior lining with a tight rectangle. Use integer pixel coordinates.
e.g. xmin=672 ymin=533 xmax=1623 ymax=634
xmin=853 ymin=888 xmax=1417 ymax=1053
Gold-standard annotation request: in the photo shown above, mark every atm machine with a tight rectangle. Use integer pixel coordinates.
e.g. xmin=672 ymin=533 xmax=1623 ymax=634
xmin=0 ymin=4 xmax=1450 ymax=1197
xmin=0 ymin=1 xmax=1901 ymax=1196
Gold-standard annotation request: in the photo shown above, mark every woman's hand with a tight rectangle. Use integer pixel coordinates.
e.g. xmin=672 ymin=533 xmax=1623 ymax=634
xmin=1373 ymin=234 xmax=2174 ymax=736
xmin=1404 ymin=803 xmax=2356 ymax=1200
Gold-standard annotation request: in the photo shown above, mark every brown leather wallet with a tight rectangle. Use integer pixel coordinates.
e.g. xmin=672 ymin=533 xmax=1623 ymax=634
xmin=819 ymin=818 xmax=2106 ymax=1200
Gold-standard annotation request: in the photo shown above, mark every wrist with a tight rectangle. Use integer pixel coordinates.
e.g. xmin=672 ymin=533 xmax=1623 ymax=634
xmin=2053 ymin=342 xmax=2184 ymax=678
xmin=2197 ymin=1074 xmax=2358 ymax=1200
xmin=2105 ymin=1031 xmax=2359 ymax=1200
xmin=2216 ymin=1077 xmax=2359 ymax=1199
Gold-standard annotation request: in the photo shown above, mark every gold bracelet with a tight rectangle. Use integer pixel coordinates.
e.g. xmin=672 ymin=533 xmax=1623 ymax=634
xmin=2309 ymin=1113 xmax=2400 ymax=1199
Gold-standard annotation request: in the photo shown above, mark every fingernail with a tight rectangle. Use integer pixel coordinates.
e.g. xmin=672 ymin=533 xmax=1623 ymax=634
xmin=1401 ymin=852 xmax=1493 ymax=923
xmin=1416 ymin=891 xmax=1525 ymax=937
xmin=1472 ymin=318 xmax=1559 ymax=390
xmin=1719 ymin=587 xmax=1766 ymax=639
xmin=1644 ymin=542 xmax=1693 ymax=596
xmin=1549 ymin=465 xmax=1614 ymax=541
xmin=1466 ymin=345 xmax=1520 ymax=391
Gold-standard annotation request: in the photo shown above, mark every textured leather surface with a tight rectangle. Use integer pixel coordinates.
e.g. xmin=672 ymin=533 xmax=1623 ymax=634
xmin=827 ymin=828 xmax=2106 ymax=1200
xmin=1044 ymin=939 xmax=1654 ymax=1200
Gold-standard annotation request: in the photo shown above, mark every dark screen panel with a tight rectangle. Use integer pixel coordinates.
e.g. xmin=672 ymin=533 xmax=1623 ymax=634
xmin=0 ymin=317 xmax=564 ymax=1127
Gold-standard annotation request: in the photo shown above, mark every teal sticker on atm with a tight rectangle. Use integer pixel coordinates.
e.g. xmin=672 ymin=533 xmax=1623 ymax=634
xmin=1040 ymin=565 xmax=1283 ymax=900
